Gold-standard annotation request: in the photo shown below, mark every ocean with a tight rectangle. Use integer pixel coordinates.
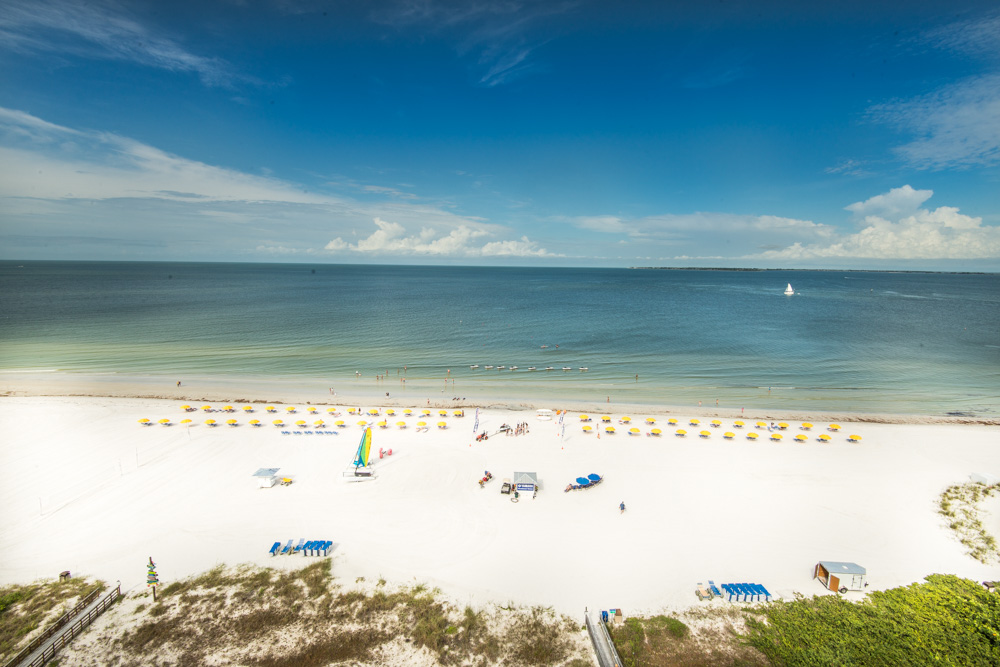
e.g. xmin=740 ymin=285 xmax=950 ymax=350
xmin=1 ymin=261 xmax=997 ymax=416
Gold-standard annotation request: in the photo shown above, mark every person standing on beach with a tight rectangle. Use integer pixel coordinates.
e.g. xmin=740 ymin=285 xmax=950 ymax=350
xmin=176 ymin=381 xmax=181 ymax=387
xmin=620 ymin=501 xmax=626 ymax=514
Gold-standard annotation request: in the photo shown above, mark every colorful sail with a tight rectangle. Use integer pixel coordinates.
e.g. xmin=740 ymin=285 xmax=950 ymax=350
xmin=353 ymin=427 xmax=372 ymax=468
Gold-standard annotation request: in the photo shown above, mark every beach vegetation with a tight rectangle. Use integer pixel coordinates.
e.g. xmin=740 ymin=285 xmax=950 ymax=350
xmin=937 ymin=482 xmax=1000 ymax=563
xmin=609 ymin=607 xmax=766 ymax=667
xmin=0 ymin=576 xmax=102 ymax=662
xmin=741 ymin=574 xmax=1000 ymax=666
xmin=68 ymin=562 xmax=589 ymax=666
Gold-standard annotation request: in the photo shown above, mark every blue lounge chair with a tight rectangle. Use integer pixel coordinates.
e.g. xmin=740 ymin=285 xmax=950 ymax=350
xmin=720 ymin=584 xmax=734 ymax=601
xmin=281 ymin=430 xmax=290 ymax=435
xmin=742 ymin=584 xmax=758 ymax=602
xmin=292 ymin=538 xmax=305 ymax=553
xmin=320 ymin=540 xmax=332 ymax=556
xmin=304 ymin=430 xmax=313 ymax=435
xmin=753 ymin=584 xmax=772 ymax=602
xmin=708 ymin=580 xmax=722 ymax=598
xmin=303 ymin=540 xmax=315 ymax=556
xmin=269 ymin=541 xmax=281 ymax=557
xmin=280 ymin=539 xmax=293 ymax=555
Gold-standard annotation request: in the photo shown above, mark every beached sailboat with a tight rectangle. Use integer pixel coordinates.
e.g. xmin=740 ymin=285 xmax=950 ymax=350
xmin=344 ymin=427 xmax=375 ymax=479
xmin=784 ymin=283 xmax=794 ymax=295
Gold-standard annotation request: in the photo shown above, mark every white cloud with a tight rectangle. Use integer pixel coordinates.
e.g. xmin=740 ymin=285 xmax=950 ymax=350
xmin=759 ymin=186 xmax=1000 ymax=260
xmin=326 ymin=217 xmax=557 ymax=257
xmin=0 ymin=0 xmax=245 ymax=87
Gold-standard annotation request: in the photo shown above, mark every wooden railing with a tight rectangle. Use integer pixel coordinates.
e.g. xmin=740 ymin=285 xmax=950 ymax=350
xmin=585 ymin=609 xmax=623 ymax=667
xmin=2 ymin=587 xmax=103 ymax=667
xmin=6 ymin=583 xmax=120 ymax=667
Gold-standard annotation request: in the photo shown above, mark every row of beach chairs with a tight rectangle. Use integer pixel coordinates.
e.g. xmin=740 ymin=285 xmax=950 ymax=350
xmin=280 ymin=430 xmax=339 ymax=436
xmin=697 ymin=581 xmax=771 ymax=602
xmin=270 ymin=539 xmax=332 ymax=557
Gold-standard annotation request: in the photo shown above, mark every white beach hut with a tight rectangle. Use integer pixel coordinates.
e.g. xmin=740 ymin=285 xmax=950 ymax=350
xmin=814 ymin=561 xmax=867 ymax=592
xmin=252 ymin=467 xmax=280 ymax=489
xmin=512 ymin=471 xmax=538 ymax=496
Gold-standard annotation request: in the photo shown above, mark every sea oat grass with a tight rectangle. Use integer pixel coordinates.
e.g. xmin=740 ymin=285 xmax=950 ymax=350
xmin=938 ymin=482 xmax=1000 ymax=563
xmin=0 ymin=576 xmax=102 ymax=661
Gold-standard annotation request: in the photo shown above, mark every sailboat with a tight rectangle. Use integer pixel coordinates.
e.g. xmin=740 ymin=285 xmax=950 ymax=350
xmin=347 ymin=427 xmax=374 ymax=478
xmin=784 ymin=283 xmax=794 ymax=295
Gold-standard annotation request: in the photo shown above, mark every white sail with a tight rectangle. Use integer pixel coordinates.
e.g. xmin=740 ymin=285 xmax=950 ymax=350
xmin=784 ymin=283 xmax=794 ymax=295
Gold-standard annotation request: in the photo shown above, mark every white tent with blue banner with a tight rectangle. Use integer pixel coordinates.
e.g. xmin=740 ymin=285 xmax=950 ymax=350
xmin=512 ymin=471 xmax=538 ymax=494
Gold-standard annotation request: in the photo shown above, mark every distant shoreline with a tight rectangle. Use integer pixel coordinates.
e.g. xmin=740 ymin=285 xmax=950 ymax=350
xmin=630 ymin=266 xmax=998 ymax=275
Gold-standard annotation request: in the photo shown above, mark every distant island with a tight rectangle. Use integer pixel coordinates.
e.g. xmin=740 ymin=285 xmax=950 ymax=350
xmin=630 ymin=267 xmax=994 ymax=275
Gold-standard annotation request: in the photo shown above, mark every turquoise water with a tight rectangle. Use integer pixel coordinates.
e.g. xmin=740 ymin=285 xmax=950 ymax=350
xmin=1 ymin=261 xmax=998 ymax=416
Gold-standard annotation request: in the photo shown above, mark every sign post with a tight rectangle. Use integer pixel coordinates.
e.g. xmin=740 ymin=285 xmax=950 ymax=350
xmin=147 ymin=556 xmax=159 ymax=601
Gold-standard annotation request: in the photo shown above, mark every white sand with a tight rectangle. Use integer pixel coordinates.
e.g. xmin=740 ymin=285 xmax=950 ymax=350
xmin=1 ymin=395 xmax=998 ymax=617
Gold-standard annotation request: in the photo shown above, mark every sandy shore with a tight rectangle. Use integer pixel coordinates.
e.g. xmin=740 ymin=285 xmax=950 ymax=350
xmin=1 ymin=393 xmax=998 ymax=618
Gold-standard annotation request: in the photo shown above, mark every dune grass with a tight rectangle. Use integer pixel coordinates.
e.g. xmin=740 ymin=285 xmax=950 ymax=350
xmin=0 ymin=576 xmax=102 ymax=662
xmin=938 ymin=482 xmax=1000 ymax=563
xmin=72 ymin=560 xmax=589 ymax=666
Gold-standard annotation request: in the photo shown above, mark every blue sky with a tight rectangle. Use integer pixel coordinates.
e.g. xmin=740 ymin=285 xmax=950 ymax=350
xmin=1 ymin=0 xmax=998 ymax=269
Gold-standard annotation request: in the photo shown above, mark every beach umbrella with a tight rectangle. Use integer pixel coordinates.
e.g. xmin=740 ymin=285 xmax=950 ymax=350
xmin=453 ymin=410 xmax=463 ymax=417
xmin=771 ymin=433 xmax=783 ymax=441
xmin=422 ymin=409 xmax=432 ymax=416
xmin=818 ymin=434 xmax=831 ymax=442
xmin=180 ymin=418 xmax=192 ymax=424
xmin=397 ymin=421 xmax=406 ymax=428
xmin=601 ymin=415 xmax=611 ymax=423
xmin=243 ymin=406 xmax=253 ymax=412
xmin=266 ymin=406 xmax=275 ymax=412
xmin=795 ymin=434 xmax=808 ymax=442
xmin=629 ymin=427 xmax=641 ymax=435
xmin=348 ymin=408 xmax=357 ymax=414
xmin=249 ymin=419 xmax=260 ymax=426
xmin=327 ymin=407 xmax=338 ymax=414
xmin=723 ymin=432 xmax=735 ymax=439
xmin=296 ymin=420 xmax=307 ymax=426
xmin=308 ymin=407 xmax=319 ymax=413
xmin=138 ymin=418 xmax=151 ymax=424
xmin=621 ymin=416 xmax=632 ymax=423
xmin=202 ymin=405 xmax=212 ymax=411
xmin=227 ymin=419 xmax=238 ymax=426
xmin=159 ymin=418 xmax=171 ymax=425
xmin=605 ymin=426 xmax=616 ymax=433
xmin=369 ymin=409 xmax=380 ymax=416
xmin=582 ymin=425 xmax=593 ymax=432
xmin=272 ymin=419 xmax=283 ymax=426
xmin=734 ymin=420 xmax=745 ymax=427
xmin=650 ymin=428 xmax=661 ymax=436
xmin=747 ymin=432 xmax=759 ymax=440
xmin=335 ymin=420 xmax=345 ymax=427
xmin=588 ymin=474 xmax=601 ymax=483
xmin=376 ymin=420 xmax=386 ymax=428
xmin=699 ymin=430 xmax=711 ymax=438
xmin=828 ymin=423 xmax=841 ymax=431
xmin=645 ymin=417 xmax=656 ymax=424
xmin=755 ymin=421 xmax=767 ymax=429
xmin=286 ymin=406 xmax=297 ymax=413
xmin=206 ymin=419 xmax=217 ymax=426
xmin=180 ymin=405 xmax=191 ymax=411
xmin=404 ymin=409 xmax=413 ymax=415
xmin=357 ymin=420 xmax=368 ymax=427
xmin=689 ymin=419 xmax=700 ymax=425
xmin=439 ymin=410 xmax=448 ymax=416
xmin=675 ymin=429 xmax=687 ymax=436
xmin=801 ymin=422 xmax=813 ymax=430
xmin=778 ymin=422 xmax=789 ymax=429
xmin=576 ymin=477 xmax=591 ymax=486
xmin=223 ymin=405 xmax=234 ymax=412
xmin=710 ymin=419 xmax=722 ymax=426
xmin=848 ymin=434 xmax=862 ymax=442
xmin=668 ymin=418 xmax=678 ymax=425
xmin=579 ymin=414 xmax=590 ymax=421
xmin=437 ymin=421 xmax=447 ymax=429
xmin=314 ymin=420 xmax=325 ymax=427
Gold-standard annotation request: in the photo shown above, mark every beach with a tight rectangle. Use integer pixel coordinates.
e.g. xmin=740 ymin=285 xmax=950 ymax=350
xmin=1 ymin=389 xmax=998 ymax=618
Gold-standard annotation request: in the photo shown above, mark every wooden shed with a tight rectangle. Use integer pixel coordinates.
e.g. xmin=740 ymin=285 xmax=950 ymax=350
xmin=814 ymin=561 xmax=867 ymax=592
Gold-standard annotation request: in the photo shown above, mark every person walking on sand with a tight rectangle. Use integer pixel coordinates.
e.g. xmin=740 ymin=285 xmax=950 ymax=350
xmin=176 ymin=381 xmax=181 ymax=387
xmin=620 ymin=501 xmax=626 ymax=514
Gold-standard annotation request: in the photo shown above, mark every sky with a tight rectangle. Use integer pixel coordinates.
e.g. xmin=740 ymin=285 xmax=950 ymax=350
xmin=0 ymin=0 xmax=998 ymax=270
